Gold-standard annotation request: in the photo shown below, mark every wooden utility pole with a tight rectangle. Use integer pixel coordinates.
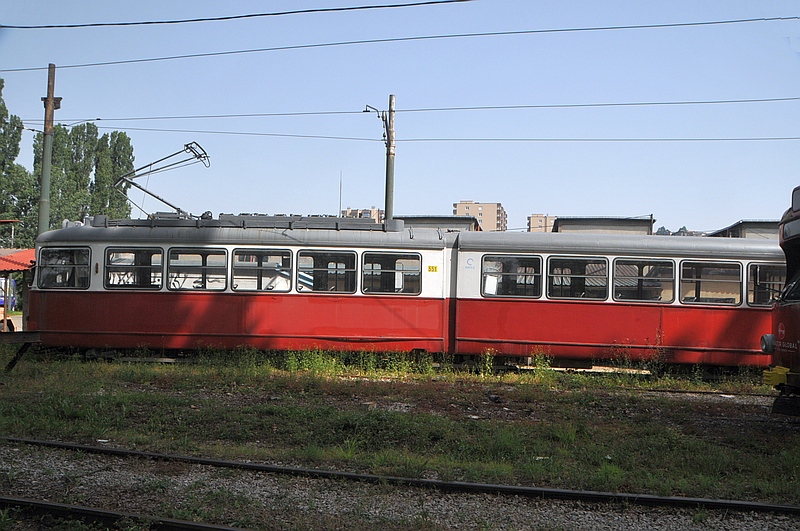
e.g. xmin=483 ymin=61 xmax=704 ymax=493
xmin=38 ymin=63 xmax=61 ymax=236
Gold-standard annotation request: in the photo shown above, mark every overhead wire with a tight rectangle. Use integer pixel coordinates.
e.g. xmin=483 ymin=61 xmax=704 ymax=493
xmin=13 ymin=95 xmax=796 ymax=144
xmin=23 ymin=96 xmax=799 ymax=124
xmin=395 ymin=96 xmax=800 ymax=113
xmin=2 ymin=17 xmax=797 ymax=73
xmin=77 ymin=110 xmax=366 ymax=122
xmin=4 ymin=6 xmax=794 ymax=224
xmin=90 ymin=126 xmax=382 ymax=142
xmin=399 ymin=136 xmax=800 ymax=143
xmin=75 ymin=125 xmax=799 ymax=144
xmin=14 ymin=102 xmax=799 ymax=144
xmin=0 ymin=1 xmax=472 ymax=30
xmin=3 ymin=8 xmax=796 ymax=143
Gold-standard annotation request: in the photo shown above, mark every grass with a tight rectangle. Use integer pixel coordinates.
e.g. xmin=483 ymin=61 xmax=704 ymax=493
xmin=0 ymin=345 xmax=797 ymax=508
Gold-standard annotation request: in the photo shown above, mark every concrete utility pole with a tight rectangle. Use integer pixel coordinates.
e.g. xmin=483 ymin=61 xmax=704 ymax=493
xmin=383 ymin=94 xmax=396 ymax=223
xmin=38 ymin=63 xmax=61 ymax=236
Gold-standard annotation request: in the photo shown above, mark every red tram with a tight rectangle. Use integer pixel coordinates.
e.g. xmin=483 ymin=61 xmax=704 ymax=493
xmin=28 ymin=213 xmax=784 ymax=367
xmin=763 ymin=185 xmax=800 ymax=411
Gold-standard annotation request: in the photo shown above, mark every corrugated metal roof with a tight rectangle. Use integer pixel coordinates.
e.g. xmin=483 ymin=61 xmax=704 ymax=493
xmin=0 ymin=249 xmax=35 ymax=272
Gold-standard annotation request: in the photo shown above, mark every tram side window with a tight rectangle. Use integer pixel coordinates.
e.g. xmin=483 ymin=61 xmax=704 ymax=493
xmin=297 ymin=251 xmax=356 ymax=293
xmin=38 ymin=248 xmax=91 ymax=289
xmin=105 ymin=248 xmax=163 ymax=289
xmin=680 ymin=261 xmax=741 ymax=305
xmin=232 ymin=249 xmax=291 ymax=292
xmin=613 ymin=259 xmax=674 ymax=303
xmin=362 ymin=253 xmax=421 ymax=294
xmin=547 ymin=257 xmax=607 ymax=300
xmin=748 ymin=263 xmax=785 ymax=306
xmin=168 ymin=249 xmax=227 ymax=291
xmin=482 ymin=255 xmax=542 ymax=297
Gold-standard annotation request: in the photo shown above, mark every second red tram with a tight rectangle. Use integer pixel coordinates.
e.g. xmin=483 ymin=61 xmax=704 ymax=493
xmin=28 ymin=214 xmax=785 ymax=367
xmin=763 ymin=186 xmax=800 ymax=409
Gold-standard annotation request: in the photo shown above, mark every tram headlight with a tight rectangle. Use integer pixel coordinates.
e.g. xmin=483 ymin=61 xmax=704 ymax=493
xmin=761 ymin=334 xmax=776 ymax=354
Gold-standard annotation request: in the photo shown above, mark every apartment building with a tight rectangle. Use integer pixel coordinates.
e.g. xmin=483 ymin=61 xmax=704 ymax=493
xmin=452 ymin=201 xmax=507 ymax=231
xmin=527 ymin=214 xmax=555 ymax=233
xmin=341 ymin=207 xmax=383 ymax=223
xmin=552 ymin=216 xmax=654 ymax=235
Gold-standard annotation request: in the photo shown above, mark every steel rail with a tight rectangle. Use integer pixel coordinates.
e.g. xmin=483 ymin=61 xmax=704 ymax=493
xmin=3 ymin=436 xmax=799 ymax=516
xmin=0 ymin=496 xmax=246 ymax=531
xmin=620 ymin=387 xmax=779 ymax=399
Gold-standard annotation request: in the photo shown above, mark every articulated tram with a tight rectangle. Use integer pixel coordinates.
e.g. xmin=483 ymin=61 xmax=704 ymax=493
xmin=29 ymin=213 xmax=784 ymax=367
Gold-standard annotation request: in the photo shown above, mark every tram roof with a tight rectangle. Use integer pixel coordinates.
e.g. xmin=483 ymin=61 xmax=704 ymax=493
xmin=36 ymin=215 xmax=454 ymax=250
xmin=456 ymin=231 xmax=783 ymax=261
xmin=36 ymin=215 xmax=784 ymax=261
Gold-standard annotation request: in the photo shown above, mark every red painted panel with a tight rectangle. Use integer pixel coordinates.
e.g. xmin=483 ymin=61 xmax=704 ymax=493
xmin=29 ymin=291 xmax=447 ymax=352
xmin=28 ymin=289 xmax=773 ymax=366
xmin=454 ymin=298 xmax=772 ymax=366
xmin=772 ymin=305 xmax=800 ymax=371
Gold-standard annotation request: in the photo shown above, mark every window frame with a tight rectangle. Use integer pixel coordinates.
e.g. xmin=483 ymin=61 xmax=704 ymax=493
xmin=231 ymin=248 xmax=292 ymax=292
xmin=546 ymin=255 xmax=608 ymax=300
xmin=297 ymin=250 xmax=357 ymax=294
xmin=37 ymin=247 xmax=92 ymax=290
xmin=104 ymin=247 xmax=164 ymax=290
xmin=612 ymin=258 xmax=675 ymax=304
xmin=679 ymin=260 xmax=742 ymax=306
xmin=481 ymin=254 xmax=543 ymax=298
xmin=361 ymin=252 xmax=422 ymax=295
xmin=747 ymin=261 xmax=785 ymax=307
xmin=167 ymin=247 xmax=228 ymax=291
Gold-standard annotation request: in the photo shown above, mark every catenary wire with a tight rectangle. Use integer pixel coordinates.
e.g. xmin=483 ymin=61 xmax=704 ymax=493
xmin=399 ymin=136 xmax=800 ymax=142
xmin=24 ymin=96 xmax=799 ymax=124
xmin=90 ymin=126 xmax=383 ymax=142
xmin=2 ymin=17 xmax=797 ymax=73
xmin=396 ymin=96 xmax=800 ymax=113
xmin=0 ymin=1 xmax=471 ymax=29
xmin=15 ymin=97 xmax=798 ymax=144
xmin=81 ymin=125 xmax=800 ymax=143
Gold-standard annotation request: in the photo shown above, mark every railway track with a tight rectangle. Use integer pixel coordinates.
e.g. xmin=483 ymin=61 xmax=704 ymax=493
xmin=0 ymin=496 xmax=246 ymax=531
xmin=3 ymin=437 xmax=799 ymax=517
xmin=621 ymin=386 xmax=777 ymax=399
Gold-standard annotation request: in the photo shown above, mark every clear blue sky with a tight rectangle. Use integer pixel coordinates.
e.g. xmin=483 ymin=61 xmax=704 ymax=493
xmin=1 ymin=1 xmax=799 ymax=232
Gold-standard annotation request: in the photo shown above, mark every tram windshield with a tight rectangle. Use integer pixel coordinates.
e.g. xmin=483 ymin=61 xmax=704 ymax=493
xmin=782 ymin=270 xmax=800 ymax=302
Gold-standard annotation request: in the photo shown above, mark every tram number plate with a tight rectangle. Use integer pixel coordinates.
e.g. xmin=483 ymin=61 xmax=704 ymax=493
xmin=428 ymin=266 xmax=438 ymax=273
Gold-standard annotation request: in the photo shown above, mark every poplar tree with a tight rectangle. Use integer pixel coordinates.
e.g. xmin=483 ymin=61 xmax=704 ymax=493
xmin=0 ymin=78 xmax=136 ymax=247
xmin=92 ymin=131 xmax=134 ymax=219
xmin=32 ymin=123 xmax=134 ymax=229
xmin=0 ymin=80 xmax=37 ymax=248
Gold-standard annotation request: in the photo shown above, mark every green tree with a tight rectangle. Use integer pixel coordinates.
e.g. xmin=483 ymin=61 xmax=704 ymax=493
xmin=1 ymin=164 xmax=38 ymax=248
xmin=655 ymin=226 xmax=671 ymax=236
xmin=91 ymin=131 xmax=134 ymax=219
xmin=33 ymin=122 xmax=133 ymax=229
xmin=0 ymin=77 xmax=136 ymax=246
xmin=36 ymin=123 xmax=89 ymax=224
xmin=0 ymin=80 xmax=23 ymax=176
xmin=0 ymin=79 xmax=37 ymax=248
